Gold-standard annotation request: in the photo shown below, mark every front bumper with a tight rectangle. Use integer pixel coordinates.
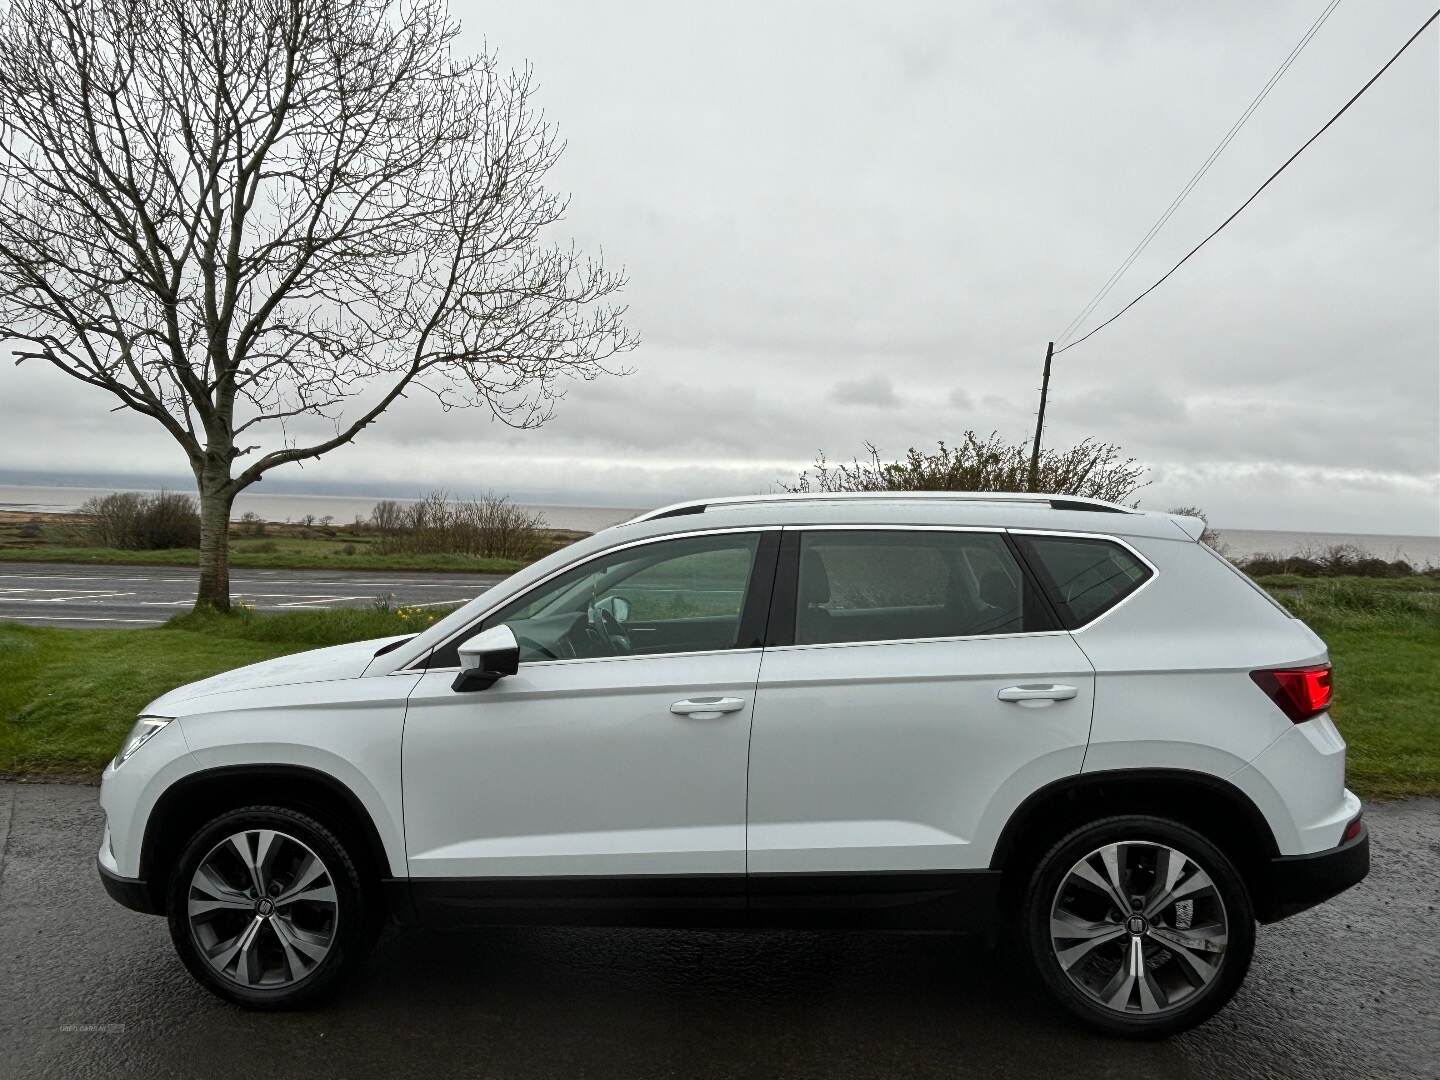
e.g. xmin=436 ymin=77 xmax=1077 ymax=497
xmin=1256 ymin=821 xmax=1370 ymax=923
xmin=97 ymin=856 xmax=162 ymax=915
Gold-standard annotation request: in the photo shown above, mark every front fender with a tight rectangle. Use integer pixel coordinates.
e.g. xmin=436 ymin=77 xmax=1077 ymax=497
xmin=169 ymin=673 xmax=421 ymax=876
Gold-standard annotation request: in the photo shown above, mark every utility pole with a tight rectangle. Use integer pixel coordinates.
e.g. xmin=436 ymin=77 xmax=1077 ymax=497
xmin=1027 ymin=341 xmax=1054 ymax=493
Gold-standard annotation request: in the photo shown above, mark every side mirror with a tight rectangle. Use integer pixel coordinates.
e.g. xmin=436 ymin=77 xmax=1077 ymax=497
xmin=452 ymin=624 xmax=520 ymax=693
xmin=593 ymin=594 xmax=631 ymax=623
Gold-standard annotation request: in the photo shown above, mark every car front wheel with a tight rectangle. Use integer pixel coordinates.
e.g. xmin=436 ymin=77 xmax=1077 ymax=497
xmin=165 ymin=805 xmax=371 ymax=1009
xmin=1022 ymin=815 xmax=1255 ymax=1037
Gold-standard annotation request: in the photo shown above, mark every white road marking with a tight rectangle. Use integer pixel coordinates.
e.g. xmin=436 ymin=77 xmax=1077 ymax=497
xmin=275 ymin=595 xmax=372 ymax=608
xmin=1 ymin=614 xmax=162 ymax=624
xmin=0 ymin=570 xmax=498 ymax=587
xmin=29 ymin=592 xmax=135 ymax=603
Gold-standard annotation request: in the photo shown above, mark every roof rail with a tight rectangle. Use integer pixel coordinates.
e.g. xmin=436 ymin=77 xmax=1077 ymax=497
xmin=627 ymin=491 xmax=1138 ymax=524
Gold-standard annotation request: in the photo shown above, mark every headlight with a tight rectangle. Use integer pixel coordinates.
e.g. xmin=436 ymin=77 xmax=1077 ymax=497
xmin=113 ymin=716 xmax=174 ymax=769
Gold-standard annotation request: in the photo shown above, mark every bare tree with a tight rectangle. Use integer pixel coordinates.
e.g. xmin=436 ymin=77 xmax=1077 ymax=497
xmin=0 ymin=0 xmax=636 ymax=608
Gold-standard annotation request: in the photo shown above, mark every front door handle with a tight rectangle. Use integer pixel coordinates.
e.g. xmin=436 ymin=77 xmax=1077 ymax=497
xmin=670 ymin=696 xmax=746 ymax=719
xmin=997 ymin=683 xmax=1078 ymax=705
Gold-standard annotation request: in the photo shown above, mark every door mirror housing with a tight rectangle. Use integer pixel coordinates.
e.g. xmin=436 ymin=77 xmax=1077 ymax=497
xmin=453 ymin=624 xmax=520 ymax=693
xmin=592 ymin=594 xmax=631 ymax=624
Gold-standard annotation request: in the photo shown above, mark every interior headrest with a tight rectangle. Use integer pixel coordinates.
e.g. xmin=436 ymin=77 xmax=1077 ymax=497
xmin=978 ymin=569 xmax=1015 ymax=610
xmin=800 ymin=549 xmax=831 ymax=605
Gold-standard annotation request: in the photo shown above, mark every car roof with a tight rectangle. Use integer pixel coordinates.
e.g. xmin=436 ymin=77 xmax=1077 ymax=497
xmin=613 ymin=492 xmax=1199 ymax=543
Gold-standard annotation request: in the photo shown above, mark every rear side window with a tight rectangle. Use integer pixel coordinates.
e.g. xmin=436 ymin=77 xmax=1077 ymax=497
xmin=1016 ymin=535 xmax=1152 ymax=627
xmin=791 ymin=530 xmax=1056 ymax=646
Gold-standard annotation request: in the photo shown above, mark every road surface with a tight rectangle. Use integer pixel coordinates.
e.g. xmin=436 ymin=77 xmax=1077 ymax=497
xmin=0 ymin=783 xmax=1434 ymax=1080
xmin=0 ymin=561 xmax=505 ymax=628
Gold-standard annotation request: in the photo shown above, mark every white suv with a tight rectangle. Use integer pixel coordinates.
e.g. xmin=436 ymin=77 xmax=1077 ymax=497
xmin=98 ymin=493 xmax=1368 ymax=1036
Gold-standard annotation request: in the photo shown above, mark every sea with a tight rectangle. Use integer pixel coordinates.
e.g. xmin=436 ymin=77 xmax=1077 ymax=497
xmin=1 ymin=482 xmax=1436 ymax=566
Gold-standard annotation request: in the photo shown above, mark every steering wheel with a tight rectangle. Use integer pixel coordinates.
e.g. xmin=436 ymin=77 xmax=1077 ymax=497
xmin=593 ymin=605 xmax=633 ymax=656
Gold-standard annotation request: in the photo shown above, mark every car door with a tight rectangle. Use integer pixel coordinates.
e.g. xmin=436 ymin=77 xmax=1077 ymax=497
xmin=746 ymin=527 xmax=1096 ymax=918
xmin=402 ymin=528 xmax=776 ymax=926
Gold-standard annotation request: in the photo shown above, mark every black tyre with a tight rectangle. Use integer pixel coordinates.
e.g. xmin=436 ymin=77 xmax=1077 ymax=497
xmin=1022 ymin=815 xmax=1255 ymax=1038
xmin=165 ymin=805 xmax=372 ymax=1009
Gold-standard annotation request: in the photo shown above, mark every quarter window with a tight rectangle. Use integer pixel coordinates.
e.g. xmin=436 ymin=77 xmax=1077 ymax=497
xmin=1016 ymin=535 xmax=1152 ymax=627
xmin=791 ymin=530 xmax=1054 ymax=646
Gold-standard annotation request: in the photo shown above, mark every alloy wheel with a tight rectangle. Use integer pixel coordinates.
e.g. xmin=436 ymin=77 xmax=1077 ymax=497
xmin=187 ymin=828 xmax=339 ymax=989
xmin=1049 ymin=840 xmax=1229 ymax=1016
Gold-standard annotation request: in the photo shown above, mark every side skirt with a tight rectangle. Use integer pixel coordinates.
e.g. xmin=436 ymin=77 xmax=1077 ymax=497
xmin=398 ymin=871 xmax=1002 ymax=931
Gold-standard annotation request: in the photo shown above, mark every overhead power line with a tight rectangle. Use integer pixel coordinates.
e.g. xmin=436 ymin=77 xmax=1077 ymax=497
xmin=1056 ymin=0 xmax=1345 ymax=349
xmin=1055 ymin=5 xmax=1440 ymax=357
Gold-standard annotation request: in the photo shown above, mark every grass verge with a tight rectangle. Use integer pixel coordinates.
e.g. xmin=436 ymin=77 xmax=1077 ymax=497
xmin=1255 ymin=576 xmax=1440 ymax=799
xmin=0 ymin=577 xmax=1435 ymax=796
xmin=0 ymin=603 xmax=453 ymax=779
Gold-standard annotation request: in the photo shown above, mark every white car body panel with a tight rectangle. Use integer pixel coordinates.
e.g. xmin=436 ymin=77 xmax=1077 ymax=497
xmin=99 ymin=719 xmax=201 ymax=878
xmin=158 ymin=673 xmax=420 ymax=876
xmin=748 ymin=632 xmax=1095 ymax=873
xmin=402 ymin=650 xmax=761 ymax=878
xmin=1228 ymin=716 xmax=1358 ymax=855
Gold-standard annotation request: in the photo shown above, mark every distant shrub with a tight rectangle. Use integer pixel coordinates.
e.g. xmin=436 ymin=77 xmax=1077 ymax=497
xmin=1237 ymin=544 xmax=1426 ymax=579
xmin=242 ymin=540 xmax=278 ymax=554
xmin=340 ymin=544 xmax=357 ymax=556
xmin=370 ymin=491 xmax=546 ymax=560
xmin=16 ymin=519 xmax=42 ymax=539
xmin=79 ymin=491 xmax=201 ymax=549
xmin=785 ymin=433 xmax=1147 ymax=505
xmin=238 ymin=511 xmax=267 ymax=537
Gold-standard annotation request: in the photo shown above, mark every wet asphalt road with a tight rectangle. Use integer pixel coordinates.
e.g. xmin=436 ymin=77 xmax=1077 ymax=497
xmin=0 ymin=784 xmax=1436 ymax=1080
xmin=0 ymin=562 xmax=504 ymax=628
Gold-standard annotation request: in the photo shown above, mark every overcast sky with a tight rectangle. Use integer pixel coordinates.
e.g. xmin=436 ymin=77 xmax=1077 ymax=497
xmin=2 ymin=0 xmax=1437 ymax=533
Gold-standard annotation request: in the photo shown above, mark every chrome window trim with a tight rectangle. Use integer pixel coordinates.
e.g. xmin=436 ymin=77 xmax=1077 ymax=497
xmin=1005 ymin=528 xmax=1159 ymax=633
xmin=782 ymin=524 xmax=1156 ymax=645
xmin=485 ymin=646 xmax=765 ymax=672
xmin=787 ymin=523 xmax=1002 ymax=533
xmin=401 ymin=525 xmax=780 ymax=673
xmin=763 ymin=629 xmax=1075 ymax=655
xmin=406 ymin=523 xmax=1159 ymax=671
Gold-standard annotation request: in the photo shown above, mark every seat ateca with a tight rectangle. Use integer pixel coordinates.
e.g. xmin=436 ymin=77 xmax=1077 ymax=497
xmin=98 ymin=492 xmax=1368 ymax=1036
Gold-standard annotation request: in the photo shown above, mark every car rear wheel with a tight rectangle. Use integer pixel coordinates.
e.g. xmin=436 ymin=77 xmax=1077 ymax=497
xmin=166 ymin=805 xmax=371 ymax=1009
xmin=1022 ymin=815 xmax=1255 ymax=1037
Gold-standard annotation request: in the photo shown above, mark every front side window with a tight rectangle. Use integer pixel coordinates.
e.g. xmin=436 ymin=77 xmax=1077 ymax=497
xmin=792 ymin=530 xmax=1053 ymax=646
xmin=1015 ymin=534 xmax=1152 ymax=627
xmin=437 ymin=532 xmax=762 ymax=665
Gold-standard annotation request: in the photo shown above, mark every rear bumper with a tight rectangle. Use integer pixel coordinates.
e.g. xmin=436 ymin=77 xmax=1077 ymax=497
xmin=97 ymin=857 xmax=162 ymax=916
xmin=1257 ymin=822 xmax=1369 ymax=923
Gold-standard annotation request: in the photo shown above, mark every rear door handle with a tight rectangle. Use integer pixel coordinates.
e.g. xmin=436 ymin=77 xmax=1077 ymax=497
xmin=997 ymin=684 xmax=1078 ymax=705
xmin=670 ymin=696 xmax=746 ymax=719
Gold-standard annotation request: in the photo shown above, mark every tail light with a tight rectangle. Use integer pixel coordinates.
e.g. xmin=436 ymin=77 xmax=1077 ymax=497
xmin=1341 ymin=813 xmax=1364 ymax=844
xmin=1250 ymin=665 xmax=1332 ymax=723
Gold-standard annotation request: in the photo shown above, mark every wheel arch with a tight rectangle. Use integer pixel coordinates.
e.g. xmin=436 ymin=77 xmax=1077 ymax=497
xmin=139 ymin=764 xmax=394 ymax=914
xmin=991 ymin=768 xmax=1281 ymax=901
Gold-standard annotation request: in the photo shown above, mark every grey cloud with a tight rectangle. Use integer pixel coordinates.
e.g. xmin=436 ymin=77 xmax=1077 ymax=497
xmin=829 ymin=375 xmax=901 ymax=408
xmin=0 ymin=0 xmax=1435 ymax=533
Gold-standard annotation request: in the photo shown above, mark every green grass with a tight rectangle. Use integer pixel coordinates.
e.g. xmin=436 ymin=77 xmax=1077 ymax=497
xmin=0 ymin=539 xmax=530 ymax=575
xmin=0 ymin=577 xmax=1435 ymax=796
xmin=1254 ymin=576 xmax=1440 ymax=799
xmin=0 ymin=603 xmax=454 ymax=779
